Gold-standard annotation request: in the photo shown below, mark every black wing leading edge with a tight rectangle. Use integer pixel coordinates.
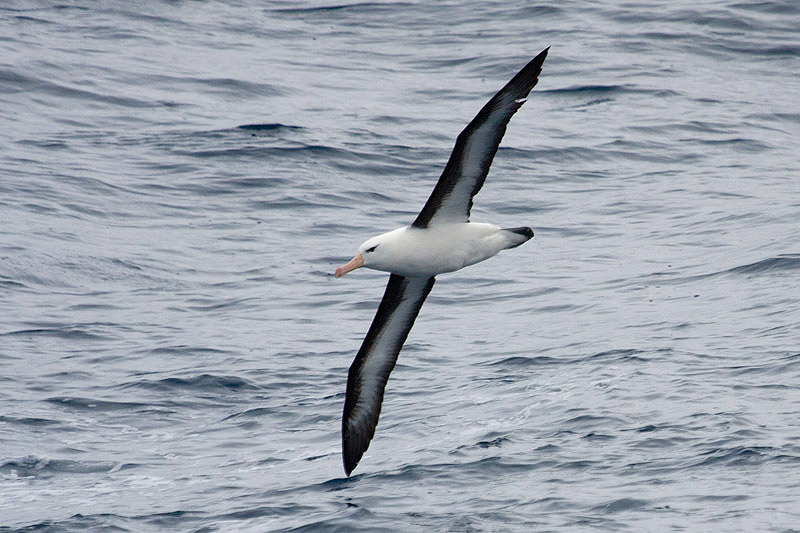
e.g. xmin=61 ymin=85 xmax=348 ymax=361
xmin=342 ymin=274 xmax=435 ymax=475
xmin=412 ymin=47 xmax=549 ymax=229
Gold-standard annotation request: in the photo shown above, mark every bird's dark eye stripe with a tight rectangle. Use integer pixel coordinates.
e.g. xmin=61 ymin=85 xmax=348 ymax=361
xmin=365 ymin=245 xmax=378 ymax=253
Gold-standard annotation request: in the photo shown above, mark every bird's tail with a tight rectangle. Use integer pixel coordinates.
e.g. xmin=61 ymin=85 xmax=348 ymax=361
xmin=501 ymin=226 xmax=534 ymax=249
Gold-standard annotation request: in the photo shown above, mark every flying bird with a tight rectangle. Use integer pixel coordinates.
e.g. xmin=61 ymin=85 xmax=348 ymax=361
xmin=335 ymin=48 xmax=549 ymax=475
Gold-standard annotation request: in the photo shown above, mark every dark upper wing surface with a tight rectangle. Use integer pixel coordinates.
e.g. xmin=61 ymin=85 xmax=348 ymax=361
xmin=342 ymin=274 xmax=435 ymax=475
xmin=412 ymin=48 xmax=549 ymax=228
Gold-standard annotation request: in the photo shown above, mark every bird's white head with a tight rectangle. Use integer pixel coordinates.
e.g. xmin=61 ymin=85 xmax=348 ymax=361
xmin=334 ymin=228 xmax=404 ymax=278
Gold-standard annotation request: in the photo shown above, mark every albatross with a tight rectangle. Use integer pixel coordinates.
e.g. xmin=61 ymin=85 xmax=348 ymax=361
xmin=335 ymin=48 xmax=549 ymax=475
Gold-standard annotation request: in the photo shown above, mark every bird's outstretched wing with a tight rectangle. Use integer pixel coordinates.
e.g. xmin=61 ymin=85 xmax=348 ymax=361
xmin=342 ymin=274 xmax=435 ymax=475
xmin=412 ymin=47 xmax=549 ymax=228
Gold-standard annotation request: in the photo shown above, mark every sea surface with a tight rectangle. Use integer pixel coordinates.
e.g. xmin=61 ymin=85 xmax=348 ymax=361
xmin=2 ymin=1 xmax=800 ymax=531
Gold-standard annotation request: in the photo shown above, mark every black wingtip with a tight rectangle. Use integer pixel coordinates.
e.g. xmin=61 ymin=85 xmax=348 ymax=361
xmin=342 ymin=430 xmax=361 ymax=476
xmin=530 ymin=47 xmax=549 ymax=69
xmin=508 ymin=47 xmax=549 ymax=93
xmin=343 ymin=446 xmax=359 ymax=476
xmin=343 ymin=416 xmax=376 ymax=475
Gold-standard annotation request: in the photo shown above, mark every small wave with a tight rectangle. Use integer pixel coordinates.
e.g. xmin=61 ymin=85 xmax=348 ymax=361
xmin=0 ymin=278 xmax=28 ymax=290
xmin=591 ymin=497 xmax=650 ymax=514
xmin=134 ymin=345 xmax=230 ymax=357
xmin=582 ymin=432 xmax=615 ymax=441
xmin=0 ymin=455 xmax=135 ymax=477
xmin=384 ymin=456 xmax=537 ymax=480
xmin=716 ymin=42 xmax=800 ymax=58
xmin=223 ymin=406 xmax=273 ymax=421
xmin=475 ymin=436 xmax=510 ymax=448
xmin=1 ymin=326 xmax=107 ymax=340
xmin=637 ymin=254 xmax=800 ymax=286
xmin=185 ymin=296 xmax=260 ymax=312
xmin=45 ymin=396 xmax=149 ymax=411
xmin=544 ymin=84 xmax=624 ymax=95
xmin=722 ymin=351 xmax=800 ymax=377
xmin=121 ymin=374 xmax=258 ymax=393
xmin=588 ymin=348 xmax=647 ymax=362
xmin=451 ymin=433 xmax=512 ymax=454
xmin=542 ymin=84 xmax=679 ymax=98
xmin=556 ymin=459 xmax=598 ymax=470
xmin=692 ymin=445 xmax=780 ymax=467
xmin=194 ymin=77 xmax=283 ymax=97
xmin=237 ymin=123 xmax=303 ymax=132
xmin=561 ymin=413 xmax=625 ymax=430
xmin=271 ymin=2 xmax=406 ymax=15
xmin=727 ymin=254 xmax=800 ymax=275
xmin=0 ymin=68 xmax=160 ymax=108
xmin=0 ymin=415 xmax=60 ymax=427
xmin=181 ymin=143 xmax=342 ymax=161
xmin=487 ymin=355 xmax=562 ymax=367
xmin=690 ymin=137 xmax=772 ymax=153
xmin=732 ymin=2 xmax=800 ymax=15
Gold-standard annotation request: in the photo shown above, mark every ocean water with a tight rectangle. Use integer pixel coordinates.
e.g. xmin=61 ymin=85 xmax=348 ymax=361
xmin=1 ymin=1 xmax=799 ymax=531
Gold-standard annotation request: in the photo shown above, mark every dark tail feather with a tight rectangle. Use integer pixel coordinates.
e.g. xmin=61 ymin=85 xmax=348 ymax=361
xmin=502 ymin=226 xmax=534 ymax=249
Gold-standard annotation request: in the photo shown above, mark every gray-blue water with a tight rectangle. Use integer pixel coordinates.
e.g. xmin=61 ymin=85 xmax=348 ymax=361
xmin=2 ymin=1 xmax=800 ymax=531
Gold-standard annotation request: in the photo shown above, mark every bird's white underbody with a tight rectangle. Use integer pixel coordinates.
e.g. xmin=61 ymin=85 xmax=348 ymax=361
xmin=336 ymin=222 xmax=531 ymax=279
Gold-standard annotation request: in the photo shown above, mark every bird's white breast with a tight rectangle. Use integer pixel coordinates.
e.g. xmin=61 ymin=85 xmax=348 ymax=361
xmin=369 ymin=223 xmax=510 ymax=277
